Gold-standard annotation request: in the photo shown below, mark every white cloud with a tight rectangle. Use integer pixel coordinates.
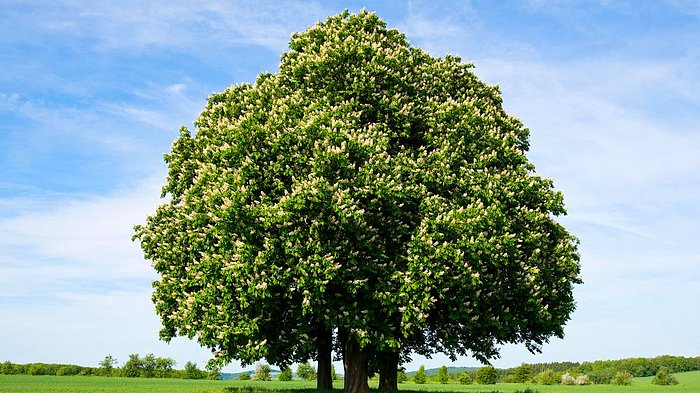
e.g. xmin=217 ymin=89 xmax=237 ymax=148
xmin=3 ymin=0 xmax=332 ymax=53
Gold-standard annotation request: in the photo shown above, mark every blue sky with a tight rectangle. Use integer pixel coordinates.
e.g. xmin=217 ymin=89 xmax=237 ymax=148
xmin=1 ymin=0 xmax=698 ymax=373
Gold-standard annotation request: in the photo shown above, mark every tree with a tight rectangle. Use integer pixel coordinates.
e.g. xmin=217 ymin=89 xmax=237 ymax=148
xmin=297 ymin=362 xmax=317 ymax=381
xmin=474 ymin=366 xmax=497 ymax=384
xmin=98 ymin=355 xmax=118 ymax=377
xmin=184 ymin=361 xmax=204 ymax=379
xmin=156 ymin=357 xmax=176 ymax=378
xmin=238 ymin=372 xmax=251 ymax=380
xmin=458 ymin=372 xmax=472 ymax=384
xmin=437 ymin=365 xmax=449 ymax=384
xmin=134 ymin=10 xmax=580 ymax=393
xmin=652 ymin=367 xmax=678 ymax=385
xmin=122 ymin=354 xmax=142 ymax=378
xmin=413 ymin=365 xmax=427 ymax=384
xmin=509 ymin=363 xmax=533 ymax=383
xmin=141 ymin=353 xmax=157 ymax=378
xmin=278 ymin=366 xmax=293 ymax=381
xmin=254 ymin=363 xmax=272 ymax=381
xmin=205 ymin=361 xmax=221 ymax=380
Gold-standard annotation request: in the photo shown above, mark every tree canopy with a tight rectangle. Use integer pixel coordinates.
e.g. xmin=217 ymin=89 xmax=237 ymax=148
xmin=134 ymin=10 xmax=581 ymax=393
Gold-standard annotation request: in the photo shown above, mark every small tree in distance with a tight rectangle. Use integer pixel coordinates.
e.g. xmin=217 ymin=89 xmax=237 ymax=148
xmin=437 ymin=366 xmax=449 ymax=384
xmin=297 ymin=362 xmax=317 ymax=381
xmin=98 ymin=355 xmax=118 ymax=376
xmin=474 ymin=366 xmax=497 ymax=385
xmin=458 ymin=372 xmax=472 ymax=384
xmin=413 ymin=365 xmax=427 ymax=384
xmin=652 ymin=367 xmax=679 ymax=385
xmin=254 ymin=363 xmax=272 ymax=381
xmin=238 ymin=373 xmax=251 ymax=381
xmin=278 ymin=366 xmax=293 ymax=381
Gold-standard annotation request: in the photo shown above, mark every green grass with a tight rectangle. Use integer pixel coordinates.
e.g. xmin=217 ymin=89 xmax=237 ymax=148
xmin=2 ymin=372 xmax=700 ymax=393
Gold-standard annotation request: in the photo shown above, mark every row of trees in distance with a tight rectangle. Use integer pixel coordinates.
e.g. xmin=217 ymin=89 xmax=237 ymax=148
xmin=0 ymin=354 xmax=216 ymax=379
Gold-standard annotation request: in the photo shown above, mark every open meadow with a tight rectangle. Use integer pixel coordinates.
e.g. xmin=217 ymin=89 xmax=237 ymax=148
xmin=2 ymin=371 xmax=699 ymax=393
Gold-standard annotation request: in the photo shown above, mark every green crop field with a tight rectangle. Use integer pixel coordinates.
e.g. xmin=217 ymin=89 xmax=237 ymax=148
xmin=2 ymin=372 xmax=699 ymax=393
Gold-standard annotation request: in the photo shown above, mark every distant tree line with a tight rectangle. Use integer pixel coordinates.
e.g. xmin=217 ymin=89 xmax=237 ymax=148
xmin=0 ymin=354 xmax=218 ymax=380
xmin=398 ymin=355 xmax=700 ymax=386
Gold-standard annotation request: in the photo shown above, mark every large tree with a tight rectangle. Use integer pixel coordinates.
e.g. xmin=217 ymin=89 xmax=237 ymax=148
xmin=134 ymin=10 xmax=581 ymax=393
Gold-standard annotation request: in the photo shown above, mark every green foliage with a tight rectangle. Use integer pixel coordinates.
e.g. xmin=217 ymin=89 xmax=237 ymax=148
xmin=0 ymin=361 xmax=18 ymax=375
xmin=652 ymin=366 xmax=679 ymax=385
xmin=437 ymin=365 xmax=449 ymax=384
xmin=474 ymin=366 xmax=497 ymax=384
xmin=508 ymin=363 xmax=533 ymax=383
xmin=397 ymin=369 xmax=408 ymax=384
xmin=98 ymin=355 xmax=118 ymax=377
xmin=184 ymin=361 xmax=204 ymax=379
xmin=238 ymin=373 xmax=251 ymax=380
xmin=122 ymin=354 xmax=143 ymax=378
xmin=534 ymin=369 xmax=560 ymax=385
xmin=413 ymin=365 xmax=427 ymax=384
xmin=611 ymin=370 xmax=633 ymax=385
xmin=278 ymin=366 xmax=292 ymax=381
xmin=458 ymin=371 xmax=472 ymax=384
xmin=134 ymin=10 xmax=581 ymax=373
xmin=254 ymin=363 xmax=272 ymax=381
xmin=296 ymin=362 xmax=316 ymax=381
xmin=331 ymin=364 xmax=338 ymax=381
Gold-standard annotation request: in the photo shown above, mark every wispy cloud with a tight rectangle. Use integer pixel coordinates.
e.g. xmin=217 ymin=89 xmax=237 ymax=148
xmin=2 ymin=0 xmax=331 ymax=53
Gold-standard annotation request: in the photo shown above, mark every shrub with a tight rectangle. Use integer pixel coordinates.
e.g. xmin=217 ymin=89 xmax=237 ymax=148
xmin=474 ymin=366 xmax=498 ymax=384
xmin=652 ymin=367 xmax=679 ymax=385
xmin=27 ymin=364 xmax=47 ymax=376
xmin=254 ymin=363 xmax=271 ymax=381
xmin=278 ymin=367 xmax=292 ymax=381
xmin=437 ymin=365 xmax=449 ymax=384
xmin=509 ymin=363 xmax=533 ymax=383
xmin=458 ymin=371 xmax=472 ymax=384
xmin=296 ymin=362 xmax=316 ymax=381
xmin=535 ymin=369 xmax=560 ymax=385
xmin=238 ymin=373 xmax=251 ymax=380
xmin=397 ymin=370 xmax=408 ymax=383
xmin=0 ymin=361 xmax=17 ymax=375
xmin=611 ymin=371 xmax=632 ymax=385
xmin=413 ymin=365 xmax=427 ymax=384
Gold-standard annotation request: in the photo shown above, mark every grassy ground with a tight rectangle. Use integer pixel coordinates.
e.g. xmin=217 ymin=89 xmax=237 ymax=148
xmin=1 ymin=371 xmax=699 ymax=393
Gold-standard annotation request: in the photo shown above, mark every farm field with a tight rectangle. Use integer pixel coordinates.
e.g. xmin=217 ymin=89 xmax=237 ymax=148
xmin=1 ymin=372 xmax=699 ymax=393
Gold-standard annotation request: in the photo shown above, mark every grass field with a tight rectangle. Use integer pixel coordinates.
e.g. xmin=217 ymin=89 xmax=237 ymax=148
xmin=1 ymin=371 xmax=699 ymax=393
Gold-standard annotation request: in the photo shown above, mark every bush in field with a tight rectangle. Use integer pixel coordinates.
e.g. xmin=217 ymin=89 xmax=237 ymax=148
xmin=278 ymin=366 xmax=293 ymax=381
xmin=397 ymin=369 xmax=408 ymax=384
xmin=535 ymin=369 xmax=560 ymax=385
xmin=296 ymin=362 xmax=316 ymax=381
xmin=0 ymin=361 xmax=18 ymax=375
xmin=458 ymin=372 xmax=472 ymax=384
xmin=652 ymin=367 xmax=679 ymax=385
xmin=413 ymin=365 xmax=427 ymax=384
xmin=254 ymin=363 xmax=272 ymax=381
xmin=184 ymin=361 xmax=205 ymax=379
xmin=474 ymin=366 xmax=497 ymax=384
xmin=611 ymin=371 xmax=633 ymax=385
xmin=122 ymin=354 xmax=143 ymax=378
xmin=238 ymin=373 xmax=251 ymax=380
xmin=27 ymin=364 xmax=47 ymax=376
xmin=98 ymin=355 xmax=118 ymax=377
xmin=56 ymin=365 xmax=81 ymax=376
xmin=509 ymin=363 xmax=533 ymax=383
xmin=437 ymin=365 xmax=449 ymax=384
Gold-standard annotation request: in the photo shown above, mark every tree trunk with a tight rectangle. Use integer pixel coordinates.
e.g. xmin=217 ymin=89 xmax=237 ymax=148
xmin=343 ymin=337 xmax=369 ymax=393
xmin=378 ymin=350 xmax=399 ymax=391
xmin=316 ymin=325 xmax=333 ymax=390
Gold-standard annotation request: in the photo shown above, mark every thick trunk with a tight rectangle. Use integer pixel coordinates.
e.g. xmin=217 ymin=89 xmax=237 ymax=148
xmin=316 ymin=325 xmax=333 ymax=390
xmin=378 ymin=350 xmax=399 ymax=391
xmin=343 ymin=337 xmax=369 ymax=393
